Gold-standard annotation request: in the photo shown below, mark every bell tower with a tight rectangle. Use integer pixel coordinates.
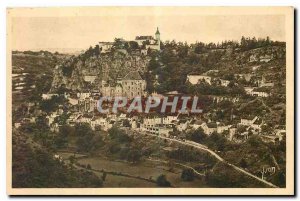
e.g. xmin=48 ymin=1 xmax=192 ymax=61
xmin=155 ymin=27 xmax=160 ymax=50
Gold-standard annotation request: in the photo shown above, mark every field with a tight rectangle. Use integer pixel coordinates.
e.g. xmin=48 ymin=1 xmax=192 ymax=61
xmin=59 ymin=152 xmax=208 ymax=188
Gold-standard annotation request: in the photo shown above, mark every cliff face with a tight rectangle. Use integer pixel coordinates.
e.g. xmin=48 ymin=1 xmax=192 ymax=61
xmin=50 ymin=44 xmax=285 ymax=92
xmin=51 ymin=51 xmax=149 ymax=91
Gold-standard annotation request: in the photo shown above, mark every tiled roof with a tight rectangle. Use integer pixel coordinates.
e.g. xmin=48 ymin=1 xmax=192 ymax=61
xmin=123 ymin=71 xmax=143 ymax=80
xmin=207 ymin=122 xmax=217 ymax=128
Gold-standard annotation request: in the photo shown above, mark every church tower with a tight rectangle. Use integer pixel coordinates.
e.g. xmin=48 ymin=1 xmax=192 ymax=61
xmin=155 ymin=27 xmax=160 ymax=50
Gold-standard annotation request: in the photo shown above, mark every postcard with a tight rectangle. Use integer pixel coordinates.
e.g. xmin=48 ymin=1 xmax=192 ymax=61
xmin=6 ymin=6 xmax=294 ymax=195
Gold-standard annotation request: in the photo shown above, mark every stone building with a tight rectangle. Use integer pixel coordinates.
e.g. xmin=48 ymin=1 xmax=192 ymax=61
xmin=101 ymin=71 xmax=146 ymax=99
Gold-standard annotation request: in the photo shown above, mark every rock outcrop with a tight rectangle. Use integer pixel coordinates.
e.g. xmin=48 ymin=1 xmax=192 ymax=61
xmin=51 ymin=51 xmax=149 ymax=92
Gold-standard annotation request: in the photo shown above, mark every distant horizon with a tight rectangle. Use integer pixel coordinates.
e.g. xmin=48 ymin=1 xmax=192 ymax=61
xmin=11 ymin=9 xmax=285 ymax=52
xmin=12 ymin=34 xmax=285 ymax=54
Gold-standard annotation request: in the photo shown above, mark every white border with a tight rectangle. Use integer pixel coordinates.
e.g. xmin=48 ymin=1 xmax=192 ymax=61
xmin=1 ymin=0 xmax=298 ymax=200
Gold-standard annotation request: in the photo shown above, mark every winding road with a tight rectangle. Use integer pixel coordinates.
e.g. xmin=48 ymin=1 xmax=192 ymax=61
xmin=129 ymin=129 xmax=279 ymax=188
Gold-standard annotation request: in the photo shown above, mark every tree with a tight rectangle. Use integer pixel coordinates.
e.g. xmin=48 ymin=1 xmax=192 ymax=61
xmin=271 ymin=169 xmax=286 ymax=187
xmin=127 ymin=149 xmax=141 ymax=163
xmin=69 ymin=155 xmax=76 ymax=165
xmin=54 ymin=113 xmax=70 ymax=125
xmin=76 ymin=132 xmax=94 ymax=152
xmin=74 ymin=123 xmax=93 ymax=136
xmin=102 ymin=172 xmax=107 ymax=181
xmin=187 ymin=128 xmax=207 ymax=144
xmin=94 ymin=45 xmax=100 ymax=57
xmin=53 ymin=125 xmax=74 ymax=149
xmin=156 ymin=174 xmax=171 ymax=187
xmin=129 ymin=41 xmax=139 ymax=50
xmin=122 ymin=119 xmax=131 ymax=127
xmin=113 ymin=38 xmax=124 ymax=49
xmin=108 ymin=126 xmax=131 ymax=143
xmin=62 ymin=66 xmax=73 ymax=77
xmin=239 ymin=158 xmax=248 ymax=169
xmin=12 ymin=133 xmax=103 ymax=188
xmin=181 ymin=168 xmax=195 ymax=181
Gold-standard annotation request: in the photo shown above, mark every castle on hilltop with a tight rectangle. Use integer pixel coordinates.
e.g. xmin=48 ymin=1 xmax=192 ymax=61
xmin=95 ymin=28 xmax=161 ymax=98
xmin=99 ymin=27 xmax=161 ymax=55
xmin=135 ymin=27 xmax=161 ymax=51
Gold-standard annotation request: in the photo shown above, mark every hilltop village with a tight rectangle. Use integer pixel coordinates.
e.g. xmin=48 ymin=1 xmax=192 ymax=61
xmin=12 ymin=28 xmax=287 ymax=187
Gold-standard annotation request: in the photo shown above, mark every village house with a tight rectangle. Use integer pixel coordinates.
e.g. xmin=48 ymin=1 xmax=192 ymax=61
xmin=217 ymin=123 xmax=232 ymax=134
xmin=78 ymin=97 xmax=97 ymax=113
xmin=244 ymin=87 xmax=269 ymax=97
xmin=131 ymin=120 xmax=138 ymax=129
xmin=107 ymin=113 xmax=118 ymax=121
xmin=142 ymin=123 xmax=173 ymax=137
xmin=229 ymin=127 xmax=237 ymax=141
xmin=42 ymin=93 xmax=69 ymax=100
xmin=104 ymin=120 xmax=115 ymax=131
xmin=259 ymin=54 xmax=272 ymax=62
xmin=198 ymin=121 xmax=231 ymax=135
xmin=219 ymin=79 xmax=230 ymax=87
xmin=252 ymin=65 xmax=261 ymax=71
xmin=258 ymin=76 xmax=274 ymax=87
xmin=90 ymin=116 xmax=108 ymax=130
xmin=249 ymin=54 xmax=259 ymax=62
xmin=46 ymin=112 xmax=59 ymax=126
xmin=275 ymin=129 xmax=286 ymax=140
xmin=118 ymin=113 xmax=127 ymax=120
xmin=75 ymin=114 xmax=93 ymax=124
xmin=260 ymin=134 xmax=282 ymax=143
xmin=176 ymin=119 xmax=189 ymax=132
xmin=140 ymin=115 xmax=174 ymax=136
xmin=67 ymin=113 xmax=82 ymax=126
xmin=204 ymin=69 xmax=219 ymax=75
xmin=142 ymin=116 xmax=163 ymax=128
xmin=239 ymin=116 xmax=263 ymax=131
xmin=50 ymin=123 xmax=59 ymax=133
xmin=240 ymin=116 xmax=259 ymax=126
xmin=201 ymin=122 xmax=218 ymax=135
xmin=190 ymin=119 xmax=203 ymax=130
xmin=186 ymin=75 xmax=212 ymax=85
xmin=84 ymin=75 xmax=97 ymax=84
xmin=21 ymin=117 xmax=36 ymax=124
xmin=99 ymin=42 xmax=113 ymax=53
xmin=212 ymin=96 xmax=240 ymax=103
xmin=162 ymin=115 xmax=178 ymax=125
xmin=141 ymin=49 xmax=148 ymax=56
xmin=42 ymin=93 xmax=59 ymax=100
xmin=68 ymin=97 xmax=79 ymax=106
xmin=14 ymin=122 xmax=22 ymax=128
xmin=234 ymin=73 xmax=254 ymax=82
xmin=77 ymin=92 xmax=91 ymax=99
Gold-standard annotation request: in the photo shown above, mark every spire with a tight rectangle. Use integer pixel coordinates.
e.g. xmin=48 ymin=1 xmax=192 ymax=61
xmin=155 ymin=27 xmax=160 ymax=35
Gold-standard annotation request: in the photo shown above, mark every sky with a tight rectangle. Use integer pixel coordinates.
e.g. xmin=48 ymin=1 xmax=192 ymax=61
xmin=11 ymin=11 xmax=285 ymax=52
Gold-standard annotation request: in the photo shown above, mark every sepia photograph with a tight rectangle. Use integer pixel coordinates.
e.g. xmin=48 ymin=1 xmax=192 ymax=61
xmin=6 ymin=6 xmax=294 ymax=195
